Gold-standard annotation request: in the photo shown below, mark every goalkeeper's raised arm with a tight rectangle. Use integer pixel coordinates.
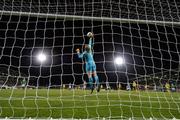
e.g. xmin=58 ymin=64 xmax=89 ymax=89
xmin=76 ymin=32 xmax=100 ymax=93
xmin=87 ymin=32 xmax=94 ymax=50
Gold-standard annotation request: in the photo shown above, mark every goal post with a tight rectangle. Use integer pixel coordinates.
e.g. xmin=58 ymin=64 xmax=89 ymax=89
xmin=1 ymin=10 xmax=180 ymax=26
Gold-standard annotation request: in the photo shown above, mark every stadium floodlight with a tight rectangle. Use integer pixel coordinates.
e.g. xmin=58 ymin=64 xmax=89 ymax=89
xmin=114 ymin=57 xmax=125 ymax=65
xmin=37 ymin=53 xmax=47 ymax=63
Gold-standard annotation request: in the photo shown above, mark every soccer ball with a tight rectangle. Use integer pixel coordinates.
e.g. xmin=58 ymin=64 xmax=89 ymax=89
xmin=87 ymin=32 xmax=93 ymax=38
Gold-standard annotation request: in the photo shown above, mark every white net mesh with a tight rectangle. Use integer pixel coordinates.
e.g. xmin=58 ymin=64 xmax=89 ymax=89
xmin=0 ymin=0 xmax=180 ymax=119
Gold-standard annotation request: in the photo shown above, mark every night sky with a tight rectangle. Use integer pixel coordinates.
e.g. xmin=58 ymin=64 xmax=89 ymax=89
xmin=0 ymin=14 xmax=180 ymax=86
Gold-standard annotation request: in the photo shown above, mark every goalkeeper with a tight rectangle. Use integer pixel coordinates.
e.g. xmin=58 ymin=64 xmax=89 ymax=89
xmin=76 ymin=32 xmax=100 ymax=93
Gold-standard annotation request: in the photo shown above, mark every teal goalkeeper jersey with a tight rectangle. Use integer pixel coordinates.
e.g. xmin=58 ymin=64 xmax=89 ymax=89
xmin=77 ymin=38 xmax=94 ymax=63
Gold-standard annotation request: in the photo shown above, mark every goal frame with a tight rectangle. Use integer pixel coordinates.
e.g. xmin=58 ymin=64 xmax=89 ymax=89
xmin=1 ymin=10 xmax=180 ymax=26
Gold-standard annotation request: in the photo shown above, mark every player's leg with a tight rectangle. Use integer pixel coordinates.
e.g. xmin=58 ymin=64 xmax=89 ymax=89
xmin=92 ymin=63 xmax=100 ymax=92
xmin=86 ymin=63 xmax=94 ymax=93
xmin=92 ymin=71 xmax=100 ymax=92
xmin=87 ymin=72 xmax=94 ymax=93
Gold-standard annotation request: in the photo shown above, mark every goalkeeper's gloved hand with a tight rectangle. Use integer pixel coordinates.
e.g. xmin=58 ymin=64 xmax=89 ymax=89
xmin=76 ymin=48 xmax=80 ymax=53
xmin=87 ymin=32 xmax=94 ymax=38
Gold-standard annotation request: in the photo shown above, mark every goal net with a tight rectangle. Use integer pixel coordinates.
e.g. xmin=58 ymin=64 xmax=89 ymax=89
xmin=0 ymin=0 xmax=180 ymax=119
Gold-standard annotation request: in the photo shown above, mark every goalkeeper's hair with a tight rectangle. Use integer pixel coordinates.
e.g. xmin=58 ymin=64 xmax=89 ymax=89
xmin=84 ymin=45 xmax=91 ymax=53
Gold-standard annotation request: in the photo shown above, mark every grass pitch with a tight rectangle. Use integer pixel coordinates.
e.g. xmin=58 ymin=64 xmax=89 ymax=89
xmin=0 ymin=89 xmax=180 ymax=119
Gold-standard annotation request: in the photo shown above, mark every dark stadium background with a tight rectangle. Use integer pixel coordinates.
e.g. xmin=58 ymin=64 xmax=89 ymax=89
xmin=0 ymin=0 xmax=180 ymax=88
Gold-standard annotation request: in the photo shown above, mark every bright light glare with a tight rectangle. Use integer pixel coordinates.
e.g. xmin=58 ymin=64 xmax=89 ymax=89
xmin=37 ymin=53 xmax=47 ymax=63
xmin=114 ymin=57 xmax=125 ymax=65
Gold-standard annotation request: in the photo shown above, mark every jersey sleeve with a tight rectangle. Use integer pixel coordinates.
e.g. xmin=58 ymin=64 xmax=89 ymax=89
xmin=77 ymin=51 xmax=86 ymax=58
xmin=88 ymin=38 xmax=94 ymax=49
